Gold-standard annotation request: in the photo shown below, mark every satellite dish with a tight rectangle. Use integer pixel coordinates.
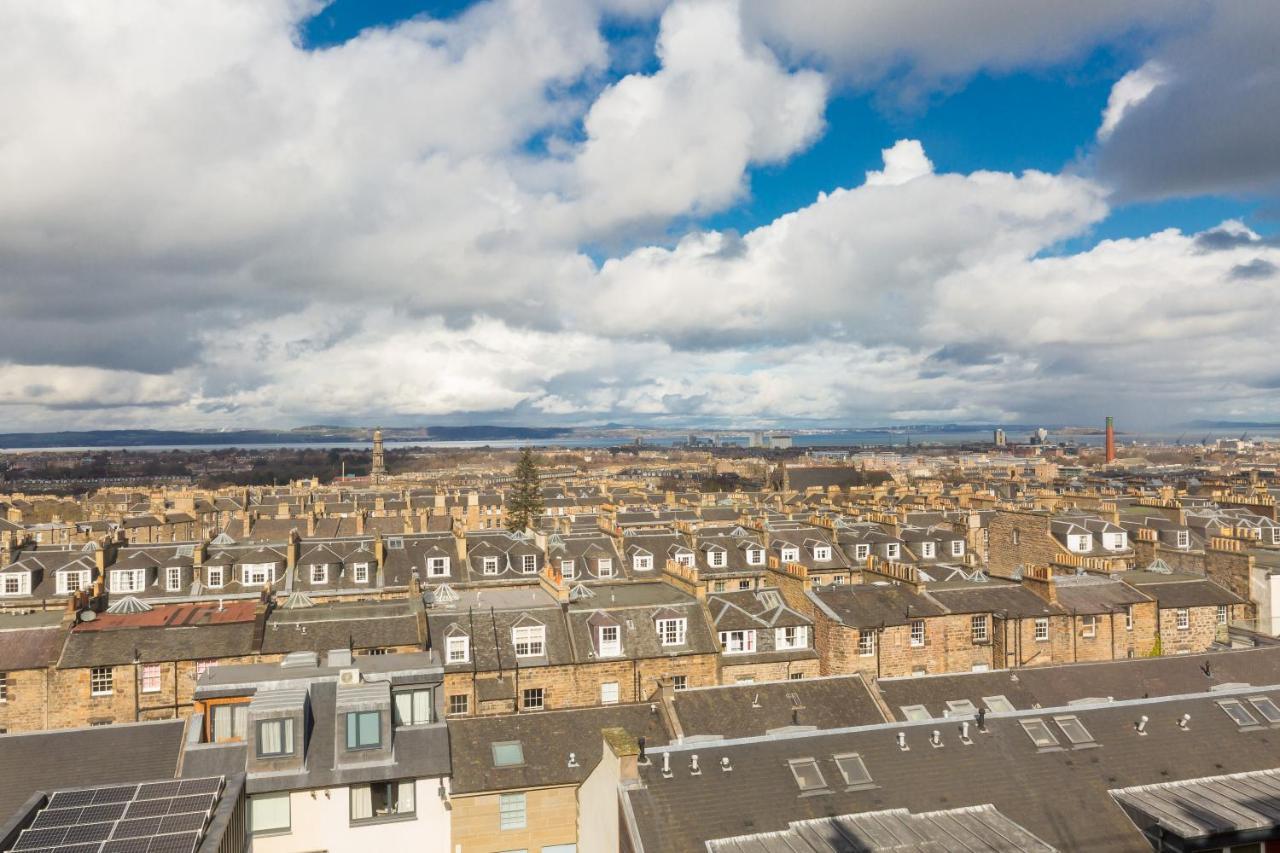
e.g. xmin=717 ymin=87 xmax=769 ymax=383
xmin=79 ymin=610 xmax=97 ymax=622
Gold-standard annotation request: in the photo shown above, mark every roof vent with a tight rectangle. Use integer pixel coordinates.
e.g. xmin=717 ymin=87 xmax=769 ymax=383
xmin=720 ymin=756 xmax=732 ymax=773
xmin=326 ymin=648 xmax=353 ymax=668
xmin=282 ymin=591 xmax=314 ymax=610
xmin=896 ymin=732 xmax=909 ymax=751
xmin=106 ymin=596 xmax=153 ymax=615
xmin=281 ymin=650 xmax=319 ymax=669
xmin=1135 ymin=715 xmax=1149 ymax=735
xmin=689 ymin=754 xmax=701 ymax=776
xmin=1178 ymin=713 xmax=1191 ymax=730
xmin=568 ymin=752 xmax=579 ymax=768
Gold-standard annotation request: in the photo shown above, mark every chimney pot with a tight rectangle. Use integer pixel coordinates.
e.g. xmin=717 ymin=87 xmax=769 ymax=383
xmin=1136 ymin=715 xmax=1149 ymax=734
xmin=690 ymin=754 xmax=701 ymax=775
xmin=896 ymin=731 xmax=908 ymax=751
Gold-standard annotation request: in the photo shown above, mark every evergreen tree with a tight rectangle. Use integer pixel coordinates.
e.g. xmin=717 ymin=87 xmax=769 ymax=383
xmin=506 ymin=448 xmax=544 ymax=533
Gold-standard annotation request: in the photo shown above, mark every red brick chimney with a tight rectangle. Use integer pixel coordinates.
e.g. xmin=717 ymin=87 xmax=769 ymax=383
xmin=1105 ymin=416 xmax=1116 ymax=464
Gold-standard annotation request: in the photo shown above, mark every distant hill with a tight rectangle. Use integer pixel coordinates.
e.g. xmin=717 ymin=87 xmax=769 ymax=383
xmin=0 ymin=425 xmax=572 ymax=449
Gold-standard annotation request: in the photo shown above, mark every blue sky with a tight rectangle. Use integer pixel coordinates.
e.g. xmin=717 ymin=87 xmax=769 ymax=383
xmin=1 ymin=0 xmax=1278 ymax=430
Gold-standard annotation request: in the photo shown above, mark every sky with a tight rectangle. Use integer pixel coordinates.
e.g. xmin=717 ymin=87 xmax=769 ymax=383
xmin=1 ymin=0 xmax=1279 ymax=432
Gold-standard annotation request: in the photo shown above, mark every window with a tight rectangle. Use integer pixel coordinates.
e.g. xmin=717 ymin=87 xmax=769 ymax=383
xmin=634 ymin=554 xmax=652 ymax=571
xmin=601 ymin=682 xmax=619 ymax=705
xmin=310 ymin=564 xmax=328 ymax=584
xmin=855 ymin=544 xmax=870 ymax=560
xmin=833 ymin=753 xmax=872 ymax=787
xmin=112 ymin=569 xmax=145 ymax=593
xmin=393 ymin=689 xmax=433 ymax=726
xmin=1011 ymin=529 xmax=1020 ymax=546
xmin=141 ymin=664 xmax=162 ymax=694
xmin=521 ymin=687 xmax=543 ymax=711
xmin=446 ymin=635 xmax=469 ymax=663
xmin=747 ymin=548 xmax=764 ymax=566
xmin=559 ymin=559 xmax=575 ymax=579
xmin=512 ymin=625 xmax=545 ymax=657
xmin=790 ymin=672 xmax=803 ymax=680
xmin=211 ymin=703 xmax=248 ymax=741
xmin=1176 ymin=608 xmax=1190 ymax=630
xmin=598 ymin=625 xmax=621 ymax=657
xmin=597 ymin=558 xmax=613 ymax=578
xmin=165 ymin=566 xmax=183 ymax=592
xmin=0 ymin=672 xmax=8 ymax=702
xmin=448 ymin=694 xmax=469 ymax=716
xmin=521 ymin=554 xmax=537 ymax=574
xmin=983 ymin=695 xmax=1015 ymax=713
xmin=709 ymin=549 xmax=727 ymax=568
xmin=482 ymin=556 xmax=499 ymax=575
xmin=719 ymin=630 xmax=756 ymax=654
xmin=1176 ymin=530 xmax=1190 ymax=548
xmin=1249 ymin=697 xmax=1280 ymax=723
xmin=858 ymin=630 xmax=876 ymax=657
xmin=206 ymin=566 xmax=225 ymax=588
xmin=909 ymin=620 xmax=925 ymax=647
xmin=1218 ymin=604 xmax=1230 ymax=625
xmin=676 ymin=551 xmax=695 ymax=568
xmin=971 ymin=615 xmax=989 ymax=643
xmin=833 ymin=575 xmax=847 ymax=585
xmin=780 ymin=547 xmax=799 ymax=563
xmin=657 ymin=618 xmax=687 ymax=646
xmin=813 ymin=546 xmax=832 ymax=561
xmin=777 ymin=626 xmax=809 ymax=650
xmin=353 ymin=563 xmax=370 ymax=583
xmin=499 ymin=793 xmax=526 ymax=830
xmin=1081 ymin=615 xmax=1097 ymax=638
xmin=738 ymin=579 xmax=752 ymax=591
xmin=241 ymin=563 xmax=273 ymax=586
xmin=90 ymin=667 xmax=113 ymax=697
xmin=920 ymin=542 xmax=936 ymax=558
xmin=714 ymin=580 xmax=727 ymax=593
xmin=350 ymin=781 xmax=414 ymax=822
xmin=250 ymin=792 xmax=291 ymax=834
xmin=951 ymin=540 xmax=964 ymax=557
xmin=901 ymin=705 xmax=931 ymax=721
xmin=1034 ymin=618 xmax=1049 ymax=641
xmin=492 ymin=741 xmax=525 ymax=767
xmin=387 ymin=537 xmax=404 ymax=550
xmin=257 ymin=718 xmax=295 ymax=757
xmin=788 ymin=758 xmax=827 ymax=792
xmin=427 ymin=557 xmax=449 ymax=578
xmin=1020 ymin=718 xmax=1059 ymax=748
xmin=672 ymin=675 xmax=688 ymax=691
xmin=195 ymin=660 xmax=217 ymax=679
xmin=346 ymin=711 xmax=382 ymax=750
xmin=1125 ymin=605 xmax=1134 ymax=631
xmin=884 ymin=543 xmax=900 ymax=560
xmin=1054 ymin=715 xmax=1095 ymax=745
xmin=1219 ymin=699 xmax=1259 ymax=727
xmin=57 ymin=571 xmax=88 ymax=595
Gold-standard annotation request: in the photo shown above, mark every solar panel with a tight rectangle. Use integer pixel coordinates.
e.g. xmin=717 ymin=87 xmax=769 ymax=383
xmin=114 ymin=816 xmax=164 ymax=838
xmin=58 ymin=845 xmax=103 ymax=853
xmin=14 ymin=826 xmax=68 ymax=849
xmin=81 ymin=802 xmax=129 ymax=823
xmin=158 ymin=812 xmax=207 ymax=834
xmin=137 ymin=781 xmax=183 ymax=800
xmin=177 ymin=777 xmax=221 ymax=796
xmin=124 ymin=799 xmax=172 ymax=819
xmin=47 ymin=790 xmax=95 ymax=809
xmin=166 ymin=794 xmax=215 ymax=815
xmin=31 ymin=808 xmax=82 ymax=829
xmin=148 ymin=831 xmax=201 ymax=853
xmin=91 ymin=785 xmax=139 ymax=805
xmin=62 ymin=820 xmax=114 ymax=844
xmin=102 ymin=838 xmax=154 ymax=853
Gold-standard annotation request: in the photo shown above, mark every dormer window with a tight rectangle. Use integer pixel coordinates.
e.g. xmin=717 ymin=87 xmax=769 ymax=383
xmin=776 ymin=626 xmax=808 ymax=649
xmin=675 ymin=551 xmax=695 ymax=568
xmin=165 ymin=566 xmax=183 ymax=592
xmin=657 ymin=618 xmax=686 ymax=646
xmin=1104 ymin=532 xmax=1126 ymax=551
xmin=512 ymin=625 xmax=545 ymax=657
xmin=521 ymin=554 xmax=537 ymax=574
xmin=111 ymin=568 xmax=146 ymax=593
xmin=481 ymin=556 xmax=499 ymax=575
xmin=598 ymin=625 xmax=621 ymax=657
xmin=746 ymin=548 xmax=764 ymax=566
xmin=310 ymin=565 xmax=328 ymax=584
xmin=206 ymin=566 xmax=225 ymax=588
xmin=560 ymin=559 xmax=575 ymax=579
xmin=597 ymin=558 xmax=613 ymax=578
xmin=242 ymin=563 xmax=274 ymax=586
xmin=446 ymin=635 xmax=469 ymax=663
xmin=855 ymin=544 xmax=870 ymax=560
xmin=708 ymin=550 xmax=726 ymax=568
xmin=1 ymin=573 xmax=30 ymax=596
xmin=813 ymin=546 xmax=831 ymax=561
xmin=633 ymin=554 xmax=653 ymax=571
xmin=256 ymin=718 xmax=294 ymax=758
xmin=1070 ymin=535 xmax=1093 ymax=553
xmin=353 ymin=563 xmax=370 ymax=583
xmin=719 ymin=630 xmax=756 ymax=654
xmin=427 ymin=557 xmax=450 ymax=578
xmin=57 ymin=570 xmax=91 ymax=595
xmin=780 ymin=547 xmax=800 ymax=563
xmin=345 ymin=711 xmax=381 ymax=750
xmin=950 ymin=540 xmax=964 ymax=557
xmin=920 ymin=542 xmax=936 ymax=558
xmin=1176 ymin=530 xmax=1190 ymax=548
xmin=885 ymin=543 xmax=900 ymax=560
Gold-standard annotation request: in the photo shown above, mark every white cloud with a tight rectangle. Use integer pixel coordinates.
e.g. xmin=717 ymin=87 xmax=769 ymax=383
xmin=865 ymin=139 xmax=934 ymax=186
xmin=1097 ymin=61 xmax=1169 ymax=141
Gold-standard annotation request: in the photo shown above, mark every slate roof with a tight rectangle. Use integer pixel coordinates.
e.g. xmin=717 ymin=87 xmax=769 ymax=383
xmin=1052 ymin=575 xmax=1152 ymax=614
xmin=0 ymin=614 xmax=66 ymax=671
xmin=808 ymin=584 xmax=947 ymax=628
xmin=923 ymin=580 xmax=1064 ymax=619
xmin=447 ymin=703 xmax=670 ymax=795
xmin=1119 ymin=571 xmax=1246 ymax=608
xmin=672 ymin=675 xmax=887 ymax=740
xmin=262 ymin=600 xmax=421 ymax=654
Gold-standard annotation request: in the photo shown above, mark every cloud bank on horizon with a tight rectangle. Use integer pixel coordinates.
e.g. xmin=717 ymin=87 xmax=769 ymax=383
xmin=0 ymin=0 xmax=1278 ymax=431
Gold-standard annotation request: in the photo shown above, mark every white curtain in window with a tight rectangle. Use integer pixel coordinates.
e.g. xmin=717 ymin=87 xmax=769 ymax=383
xmin=413 ymin=690 xmax=431 ymax=724
xmin=394 ymin=693 xmax=412 ymax=726
xmin=251 ymin=793 xmax=290 ymax=832
xmin=350 ymin=785 xmax=373 ymax=820
xmin=396 ymin=781 xmax=414 ymax=813
xmin=233 ymin=705 xmax=248 ymax=738
xmin=260 ymin=721 xmax=281 ymax=754
xmin=212 ymin=706 xmax=230 ymax=741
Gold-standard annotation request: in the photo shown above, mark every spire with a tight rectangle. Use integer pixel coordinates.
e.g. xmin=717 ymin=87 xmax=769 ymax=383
xmin=371 ymin=426 xmax=386 ymax=484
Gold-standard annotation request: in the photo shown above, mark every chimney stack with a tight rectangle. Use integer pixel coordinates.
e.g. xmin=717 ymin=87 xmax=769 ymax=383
xmin=1105 ymin=416 xmax=1116 ymax=464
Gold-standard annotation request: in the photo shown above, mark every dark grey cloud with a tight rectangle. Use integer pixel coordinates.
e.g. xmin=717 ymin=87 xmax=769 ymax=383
xmin=1229 ymin=258 xmax=1278 ymax=280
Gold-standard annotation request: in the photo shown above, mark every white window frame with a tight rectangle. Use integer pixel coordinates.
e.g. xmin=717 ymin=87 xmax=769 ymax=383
xmin=633 ymin=554 xmax=653 ymax=571
xmin=482 ymin=556 xmax=499 ymax=576
xmin=971 ymin=615 xmax=988 ymax=643
xmin=598 ymin=625 xmax=621 ymax=657
xmin=709 ymin=549 xmax=727 ymax=568
xmin=1104 ymin=532 xmax=1127 ymax=551
xmin=858 ymin=630 xmax=876 ymax=657
xmin=719 ymin=630 xmax=756 ymax=654
xmin=1125 ymin=604 xmax=1134 ymax=631
xmin=657 ymin=618 xmax=687 ymax=646
xmin=1081 ymin=615 xmax=1097 ymax=638
xmin=499 ymin=792 xmax=526 ymax=831
xmin=884 ymin=543 xmax=900 ymax=560
xmin=910 ymin=620 xmax=926 ymax=647
xmin=600 ymin=682 xmax=620 ymax=705
xmin=1034 ymin=617 xmax=1049 ymax=641
xmin=141 ymin=663 xmax=162 ymax=694
xmin=777 ymin=625 xmax=808 ymax=650
xmin=1176 ymin=530 xmax=1190 ymax=548
xmin=1218 ymin=604 xmax=1230 ymax=625
xmin=1176 ymin=608 xmax=1190 ymax=630
xmin=353 ymin=562 xmax=370 ymax=583
xmin=164 ymin=566 xmax=183 ymax=592
xmin=920 ymin=542 xmax=936 ymax=558
xmin=241 ymin=563 xmax=273 ymax=586
xmin=521 ymin=554 xmax=537 ymax=574
xmin=57 ymin=570 xmax=89 ymax=595
xmin=560 ymin=559 xmax=575 ymax=579
xmin=780 ymin=547 xmax=800 ymax=563
xmin=90 ymin=666 xmax=113 ymax=697
xmin=310 ymin=564 xmax=328 ymax=584
xmin=950 ymin=540 xmax=964 ymax=557
xmin=813 ymin=546 xmax=832 ymax=561
xmin=675 ymin=551 xmax=695 ymax=568
xmin=446 ymin=635 xmax=469 ymax=664
xmin=855 ymin=544 xmax=870 ymax=560
xmin=427 ymin=557 xmax=450 ymax=578
xmin=746 ymin=547 xmax=764 ymax=566
xmin=512 ymin=625 xmax=545 ymax=657
xmin=206 ymin=566 xmax=225 ymax=588
xmin=596 ymin=558 xmax=613 ymax=578
xmin=111 ymin=568 xmax=145 ymax=593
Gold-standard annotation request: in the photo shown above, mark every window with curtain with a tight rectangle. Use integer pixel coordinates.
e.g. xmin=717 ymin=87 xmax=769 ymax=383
xmin=257 ymin=718 xmax=293 ymax=757
xmin=346 ymin=711 xmax=381 ymax=749
xmin=393 ymin=689 xmax=433 ymax=726
xmin=250 ymin=792 xmax=290 ymax=833
xmin=212 ymin=704 xmax=249 ymax=741
xmin=499 ymin=792 xmax=526 ymax=830
xmin=350 ymin=781 xmax=415 ymax=822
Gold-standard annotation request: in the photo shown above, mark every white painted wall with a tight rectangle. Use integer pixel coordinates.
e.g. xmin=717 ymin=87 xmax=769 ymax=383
xmin=578 ymin=737 xmax=619 ymax=853
xmin=252 ymin=778 xmax=450 ymax=853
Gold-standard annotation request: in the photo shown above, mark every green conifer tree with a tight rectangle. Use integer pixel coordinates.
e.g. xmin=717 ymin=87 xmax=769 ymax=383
xmin=506 ymin=448 xmax=544 ymax=533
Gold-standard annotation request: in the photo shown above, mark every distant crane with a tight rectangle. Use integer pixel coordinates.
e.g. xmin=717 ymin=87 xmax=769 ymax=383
xmin=1202 ymin=434 xmax=1211 ymax=446
xmin=1241 ymin=432 xmax=1250 ymax=442
xmin=1175 ymin=432 xmax=1187 ymax=446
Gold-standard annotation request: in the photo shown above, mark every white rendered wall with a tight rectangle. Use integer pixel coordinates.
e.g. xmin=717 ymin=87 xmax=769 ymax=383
xmin=252 ymin=778 xmax=450 ymax=853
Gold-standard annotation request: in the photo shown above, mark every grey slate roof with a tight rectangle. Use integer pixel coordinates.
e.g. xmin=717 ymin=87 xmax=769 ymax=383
xmin=672 ymin=676 xmax=886 ymax=740
xmin=808 ymin=585 xmax=947 ymax=628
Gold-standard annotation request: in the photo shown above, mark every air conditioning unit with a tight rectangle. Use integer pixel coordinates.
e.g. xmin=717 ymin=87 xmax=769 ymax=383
xmin=338 ymin=668 xmax=361 ymax=686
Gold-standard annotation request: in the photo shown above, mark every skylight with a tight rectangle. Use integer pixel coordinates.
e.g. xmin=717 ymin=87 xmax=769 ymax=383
xmin=1020 ymin=719 xmax=1059 ymax=748
xmin=945 ymin=699 xmax=978 ymax=716
xmin=1250 ymin=697 xmax=1280 ymax=723
xmin=983 ymin=695 xmax=1015 ymax=713
xmin=1054 ymin=715 xmax=1095 ymax=745
xmin=900 ymin=705 xmax=931 ymax=721
xmin=1219 ymin=699 xmax=1259 ymax=727
xmin=492 ymin=741 xmax=525 ymax=767
xmin=787 ymin=758 xmax=827 ymax=792
xmin=833 ymin=753 xmax=872 ymax=787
